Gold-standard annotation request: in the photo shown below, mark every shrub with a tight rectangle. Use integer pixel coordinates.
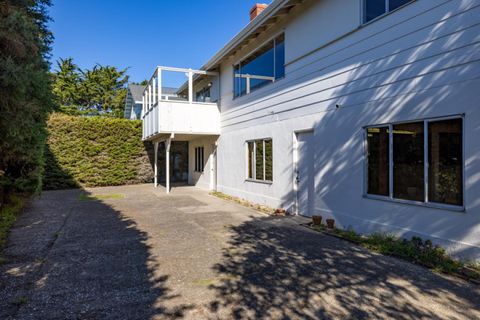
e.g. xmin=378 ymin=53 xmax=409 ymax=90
xmin=43 ymin=113 xmax=154 ymax=189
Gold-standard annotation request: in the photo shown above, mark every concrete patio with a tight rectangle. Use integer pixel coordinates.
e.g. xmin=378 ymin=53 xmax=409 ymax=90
xmin=0 ymin=184 xmax=479 ymax=319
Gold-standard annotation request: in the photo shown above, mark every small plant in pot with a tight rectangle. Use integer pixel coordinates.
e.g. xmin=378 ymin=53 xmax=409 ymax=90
xmin=312 ymin=215 xmax=322 ymax=225
xmin=326 ymin=218 xmax=335 ymax=229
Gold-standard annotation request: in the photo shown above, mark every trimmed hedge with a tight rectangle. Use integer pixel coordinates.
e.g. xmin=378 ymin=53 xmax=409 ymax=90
xmin=44 ymin=113 xmax=153 ymax=189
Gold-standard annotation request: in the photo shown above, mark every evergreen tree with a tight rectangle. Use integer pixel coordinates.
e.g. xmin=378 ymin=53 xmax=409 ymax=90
xmin=0 ymin=0 xmax=54 ymax=201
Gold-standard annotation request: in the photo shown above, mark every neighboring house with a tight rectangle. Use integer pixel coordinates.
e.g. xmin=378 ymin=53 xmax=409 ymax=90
xmin=141 ymin=0 xmax=480 ymax=260
xmin=124 ymin=84 xmax=177 ymax=119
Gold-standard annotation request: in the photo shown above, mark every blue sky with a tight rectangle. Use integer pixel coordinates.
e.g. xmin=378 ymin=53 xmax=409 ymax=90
xmin=48 ymin=0 xmax=272 ymax=87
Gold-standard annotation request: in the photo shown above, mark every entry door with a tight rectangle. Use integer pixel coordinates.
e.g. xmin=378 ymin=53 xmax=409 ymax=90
xmin=296 ymin=131 xmax=315 ymax=216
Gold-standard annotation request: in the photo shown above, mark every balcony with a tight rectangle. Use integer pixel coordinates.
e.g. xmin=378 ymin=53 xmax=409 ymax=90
xmin=142 ymin=66 xmax=220 ymax=141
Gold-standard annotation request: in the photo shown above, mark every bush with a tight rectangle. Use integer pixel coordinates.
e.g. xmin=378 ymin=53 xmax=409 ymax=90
xmin=43 ymin=113 xmax=153 ymax=189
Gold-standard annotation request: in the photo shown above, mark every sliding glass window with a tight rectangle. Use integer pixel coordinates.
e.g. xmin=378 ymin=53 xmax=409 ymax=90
xmin=234 ymin=34 xmax=285 ymax=98
xmin=365 ymin=117 xmax=463 ymax=208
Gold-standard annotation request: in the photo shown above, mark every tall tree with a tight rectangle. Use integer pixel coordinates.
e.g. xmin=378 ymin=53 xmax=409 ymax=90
xmin=51 ymin=57 xmax=81 ymax=106
xmin=0 ymin=0 xmax=54 ymax=200
xmin=51 ymin=59 xmax=129 ymax=117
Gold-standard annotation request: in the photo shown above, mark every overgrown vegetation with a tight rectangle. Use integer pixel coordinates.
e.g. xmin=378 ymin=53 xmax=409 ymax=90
xmin=0 ymin=0 xmax=53 ymax=250
xmin=310 ymin=224 xmax=480 ymax=282
xmin=51 ymin=57 xmax=128 ymax=117
xmin=44 ymin=113 xmax=153 ymax=189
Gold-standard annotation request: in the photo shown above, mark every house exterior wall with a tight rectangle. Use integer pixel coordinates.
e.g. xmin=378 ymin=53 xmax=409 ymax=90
xmin=188 ymin=136 xmax=217 ymax=190
xmin=214 ymin=0 xmax=480 ymax=259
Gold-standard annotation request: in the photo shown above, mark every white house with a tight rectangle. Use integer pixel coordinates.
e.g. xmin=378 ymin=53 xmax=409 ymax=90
xmin=141 ymin=0 xmax=480 ymax=260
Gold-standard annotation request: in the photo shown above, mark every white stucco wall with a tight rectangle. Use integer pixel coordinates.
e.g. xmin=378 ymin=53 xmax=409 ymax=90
xmin=215 ymin=0 xmax=480 ymax=259
xmin=188 ymin=136 xmax=218 ymax=190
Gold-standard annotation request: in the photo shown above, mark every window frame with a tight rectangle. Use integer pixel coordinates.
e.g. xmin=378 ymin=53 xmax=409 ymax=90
xmin=245 ymin=138 xmax=273 ymax=184
xmin=194 ymin=146 xmax=205 ymax=173
xmin=362 ymin=0 xmax=415 ymax=25
xmin=363 ymin=115 xmax=465 ymax=211
xmin=233 ymin=32 xmax=285 ymax=99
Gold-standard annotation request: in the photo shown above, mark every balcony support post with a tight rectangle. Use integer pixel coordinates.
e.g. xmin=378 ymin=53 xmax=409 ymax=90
xmin=154 ymin=141 xmax=158 ymax=187
xmin=165 ymin=136 xmax=172 ymax=194
xmin=188 ymin=70 xmax=193 ymax=104
xmin=157 ymin=67 xmax=162 ymax=102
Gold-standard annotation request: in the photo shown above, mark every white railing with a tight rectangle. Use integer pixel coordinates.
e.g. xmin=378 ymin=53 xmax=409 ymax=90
xmin=234 ymin=73 xmax=275 ymax=94
xmin=141 ymin=66 xmax=220 ymax=140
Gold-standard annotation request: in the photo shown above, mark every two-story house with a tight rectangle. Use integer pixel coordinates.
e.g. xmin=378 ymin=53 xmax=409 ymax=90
xmin=141 ymin=0 xmax=480 ymax=260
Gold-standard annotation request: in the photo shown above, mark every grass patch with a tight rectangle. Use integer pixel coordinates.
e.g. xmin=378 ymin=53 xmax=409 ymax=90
xmin=310 ymin=224 xmax=480 ymax=283
xmin=210 ymin=191 xmax=276 ymax=215
xmin=78 ymin=193 xmax=125 ymax=201
xmin=0 ymin=194 xmax=27 ymax=252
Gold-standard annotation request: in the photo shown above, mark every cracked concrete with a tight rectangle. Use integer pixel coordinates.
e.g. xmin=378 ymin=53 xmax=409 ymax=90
xmin=0 ymin=184 xmax=479 ymax=319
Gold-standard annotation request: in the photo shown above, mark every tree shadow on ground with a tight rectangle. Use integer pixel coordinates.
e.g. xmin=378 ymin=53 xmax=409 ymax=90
xmin=0 ymin=155 xmax=192 ymax=319
xmin=208 ymin=215 xmax=480 ymax=319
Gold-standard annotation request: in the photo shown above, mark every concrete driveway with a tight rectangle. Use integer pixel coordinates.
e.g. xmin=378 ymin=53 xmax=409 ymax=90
xmin=0 ymin=184 xmax=479 ymax=319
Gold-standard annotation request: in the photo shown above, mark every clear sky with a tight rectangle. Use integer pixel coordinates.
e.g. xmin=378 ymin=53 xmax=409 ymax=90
xmin=48 ymin=0 xmax=272 ymax=87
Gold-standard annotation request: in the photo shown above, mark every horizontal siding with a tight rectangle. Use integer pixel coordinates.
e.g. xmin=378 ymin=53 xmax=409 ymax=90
xmin=216 ymin=0 xmax=480 ymax=259
xmin=220 ymin=0 xmax=480 ymax=130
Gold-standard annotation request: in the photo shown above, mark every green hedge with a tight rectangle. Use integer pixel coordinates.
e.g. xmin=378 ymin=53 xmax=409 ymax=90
xmin=44 ymin=113 xmax=153 ymax=189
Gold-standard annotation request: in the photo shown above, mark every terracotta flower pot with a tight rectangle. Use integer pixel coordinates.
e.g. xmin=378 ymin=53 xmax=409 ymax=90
xmin=312 ymin=215 xmax=322 ymax=225
xmin=326 ymin=218 xmax=335 ymax=229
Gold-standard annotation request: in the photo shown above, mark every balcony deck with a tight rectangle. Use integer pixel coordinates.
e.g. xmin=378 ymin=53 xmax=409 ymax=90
xmin=142 ymin=99 xmax=220 ymax=140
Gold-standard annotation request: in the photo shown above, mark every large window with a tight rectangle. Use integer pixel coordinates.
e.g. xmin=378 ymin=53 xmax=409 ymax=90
xmin=247 ymin=139 xmax=273 ymax=182
xmin=194 ymin=146 xmax=204 ymax=173
xmin=364 ymin=0 xmax=414 ymax=23
xmin=365 ymin=117 xmax=463 ymax=208
xmin=234 ymin=34 xmax=285 ymax=98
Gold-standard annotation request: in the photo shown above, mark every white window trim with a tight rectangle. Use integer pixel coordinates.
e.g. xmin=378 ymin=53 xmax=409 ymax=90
xmin=194 ymin=146 xmax=204 ymax=173
xmin=233 ymin=32 xmax=285 ymax=99
xmin=363 ymin=114 xmax=465 ymax=212
xmin=245 ymin=138 xmax=273 ymax=184
xmin=361 ymin=0 xmax=416 ymax=26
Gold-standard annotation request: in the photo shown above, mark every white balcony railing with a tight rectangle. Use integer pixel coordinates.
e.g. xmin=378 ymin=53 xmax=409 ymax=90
xmin=141 ymin=66 xmax=220 ymax=140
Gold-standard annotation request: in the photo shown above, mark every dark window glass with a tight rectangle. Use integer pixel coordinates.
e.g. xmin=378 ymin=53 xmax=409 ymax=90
xmin=274 ymin=34 xmax=285 ymax=80
xmin=234 ymin=34 xmax=284 ymax=97
xmin=367 ymin=127 xmax=390 ymax=196
xmin=265 ymin=139 xmax=273 ymax=181
xmin=428 ymin=119 xmax=463 ymax=206
xmin=393 ymin=122 xmax=424 ymax=201
xmin=194 ymin=147 xmax=204 ymax=172
xmin=365 ymin=0 xmax=386 ymax=22
xmin=389 ymin=0 xmax=412 ymax=11
xmin=247 ymin=142 xmax=254 ymax=179
xmin=255 ymin=140 xmax=264 ymax=180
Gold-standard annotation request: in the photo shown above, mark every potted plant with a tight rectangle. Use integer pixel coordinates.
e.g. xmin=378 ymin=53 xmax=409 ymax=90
xmin=312 ymin=215 xmax=322 ymax=225
xmin=326 ymin=218 xmax=335 ymax=229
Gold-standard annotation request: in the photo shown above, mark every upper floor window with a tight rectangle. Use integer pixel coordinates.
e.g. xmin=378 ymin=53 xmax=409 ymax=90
xmin=234 ymin=34 xmax=285 ymax=98
xmin=364 ymin=0 xmax=414 ymax=23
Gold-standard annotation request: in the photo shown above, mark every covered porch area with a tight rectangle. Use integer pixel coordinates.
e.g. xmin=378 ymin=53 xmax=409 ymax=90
xmin=151 ymin=133 xmax=219 ymax=194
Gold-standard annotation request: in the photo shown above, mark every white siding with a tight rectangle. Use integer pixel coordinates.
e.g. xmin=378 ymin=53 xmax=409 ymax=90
xmin=216 ymin=0 xmax=480 ymax=259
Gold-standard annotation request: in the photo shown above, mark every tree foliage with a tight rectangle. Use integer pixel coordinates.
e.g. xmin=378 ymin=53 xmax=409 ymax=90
xmin=0 ymin=0 xmax=54 ymax=202
xmin=51 ymin=58 xmax=129 ymax=118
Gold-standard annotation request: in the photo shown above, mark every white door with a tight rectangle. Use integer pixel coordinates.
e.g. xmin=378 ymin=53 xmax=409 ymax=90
xmin=210 ymin=144 xmax=217 ymax=191
xmin=296 ymin=131 xmax=315 ymax=216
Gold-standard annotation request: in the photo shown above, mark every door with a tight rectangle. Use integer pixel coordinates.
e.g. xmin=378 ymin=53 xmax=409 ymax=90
xmin=296 ymin=131 xmax=315 ymax=216
xmin=210 ymin=144 xmax=217 ymax=190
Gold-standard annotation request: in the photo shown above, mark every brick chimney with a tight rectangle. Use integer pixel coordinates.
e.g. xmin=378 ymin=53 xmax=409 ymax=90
xmin=250 ymin=3 xmax=268 ymax=21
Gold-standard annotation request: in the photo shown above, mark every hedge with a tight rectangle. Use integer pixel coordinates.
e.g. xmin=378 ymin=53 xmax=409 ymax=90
xmin=43 ymin=113 xmax=154 ymax=189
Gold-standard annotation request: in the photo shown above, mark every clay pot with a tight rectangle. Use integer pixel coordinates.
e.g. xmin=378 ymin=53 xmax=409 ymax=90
xmin=312 ymin=215 xmax=322 ymax=225
xmin=326 ymin=218 xmax=335 ymax=229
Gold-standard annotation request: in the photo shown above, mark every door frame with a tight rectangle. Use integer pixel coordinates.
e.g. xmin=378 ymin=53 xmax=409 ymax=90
xmin=293 ymin=128 xmax=314 ymax=216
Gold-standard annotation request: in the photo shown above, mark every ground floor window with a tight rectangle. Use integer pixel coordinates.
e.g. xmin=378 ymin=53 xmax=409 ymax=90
xmin=247 ymin=139 xmax=273 ymax=182
xmin=194 ymin=146 xmax=204 ymax=172
xmin=365 ymin=117 xmax=463 ymax=207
